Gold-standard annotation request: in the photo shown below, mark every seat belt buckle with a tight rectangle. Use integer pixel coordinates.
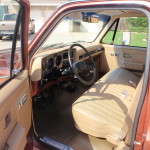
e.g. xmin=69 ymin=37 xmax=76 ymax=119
xmin=107 ymin=134 xmax=121 ymax=145
xmin=121 ymin=90 xmax=133 ymax=101
xmin=129 ymin=80 xmax=137 ymax=88
xmin=113 ymin=141 xmax=130 ymax=150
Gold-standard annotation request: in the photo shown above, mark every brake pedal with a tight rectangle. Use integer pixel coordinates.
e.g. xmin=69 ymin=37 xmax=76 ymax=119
xmin=66 ymin=84 xmax=78 ymax=92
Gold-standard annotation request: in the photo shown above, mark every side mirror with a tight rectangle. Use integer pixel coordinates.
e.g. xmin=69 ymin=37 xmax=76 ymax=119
xmin=122 ymin=31 xmax=131 ymax=45
xmin=82 ymin=15 xmax=99 ymax=23
xmin=30 ymin=18 xmax=35 ymax=21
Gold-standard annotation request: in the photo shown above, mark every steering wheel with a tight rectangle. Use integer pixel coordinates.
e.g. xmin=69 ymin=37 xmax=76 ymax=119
xmin=68 ymin=44 xmax=96 ymax=85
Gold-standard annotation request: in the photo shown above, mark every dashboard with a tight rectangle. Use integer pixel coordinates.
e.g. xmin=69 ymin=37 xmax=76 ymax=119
xmin=30 ymin=43 xmax=104 ymax=90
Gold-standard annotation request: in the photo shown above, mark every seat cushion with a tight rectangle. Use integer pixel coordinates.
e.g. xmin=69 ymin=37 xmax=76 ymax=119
xmin=72 ymin=68 xmax=140 ymax=138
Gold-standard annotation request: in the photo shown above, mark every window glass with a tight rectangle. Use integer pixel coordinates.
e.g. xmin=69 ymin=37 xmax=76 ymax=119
xmin=102 ymin=17 xmax=148 ymax=47
xmin=102 ymin=22 xmax=117 ymax=44
xmin=4 ymin=13 xmax=17 ymax=21
xmin=0 ymin=0 xmax=22 ymax=86
xmin=13 ymin=34 xmax=23 ymax=71
xmin=37 ymin=11 xmax=110 ymax=52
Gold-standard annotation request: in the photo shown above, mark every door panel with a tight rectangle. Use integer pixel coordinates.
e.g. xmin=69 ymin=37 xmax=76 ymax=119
xmin=0 ymin=70 xmax=31 ymax=150
xmin=100 ymin=44 xmax=146 ymax=73
xmin=119 ymin=47 xmax=146 ymax=71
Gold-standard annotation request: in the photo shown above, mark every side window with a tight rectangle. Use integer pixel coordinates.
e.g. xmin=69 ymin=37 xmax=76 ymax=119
xmin=0 ymin=1 xmax=22 ymax=86
xmin=102 ymin=17 xmax=148 ymax=47
xmin=102 ymin=21 xmax=119 ymax=44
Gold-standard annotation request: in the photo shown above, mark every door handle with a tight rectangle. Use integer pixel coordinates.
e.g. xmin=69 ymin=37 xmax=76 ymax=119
xmin=123 ymin=54 xmax=131 ymax=58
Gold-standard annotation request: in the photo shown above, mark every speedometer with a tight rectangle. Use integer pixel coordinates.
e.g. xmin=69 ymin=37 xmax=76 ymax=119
xmin=56 ymin=55 xmax=62 ymax=66
xmin=48 ymin=57 xmax=54 ymax=69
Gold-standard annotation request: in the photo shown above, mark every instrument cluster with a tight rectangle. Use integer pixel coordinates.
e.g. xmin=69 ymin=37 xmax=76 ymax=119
xmin=42 ymin=54 xmax=62 ymax=78
xmin=41 ymin=50 xmax=73 ymax=79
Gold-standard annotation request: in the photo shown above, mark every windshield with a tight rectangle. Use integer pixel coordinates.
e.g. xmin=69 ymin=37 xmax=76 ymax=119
xmin=39 ymin=11 xmax=110 ymax=51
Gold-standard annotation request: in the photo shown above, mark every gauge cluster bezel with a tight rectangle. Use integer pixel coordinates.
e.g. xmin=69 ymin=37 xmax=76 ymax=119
xmin=41 ymin=51 xmax=72 ymax=78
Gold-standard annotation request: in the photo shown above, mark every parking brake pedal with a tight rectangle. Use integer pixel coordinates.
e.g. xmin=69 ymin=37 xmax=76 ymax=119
xmin=63 ymin=81 xmax=78 ymax=92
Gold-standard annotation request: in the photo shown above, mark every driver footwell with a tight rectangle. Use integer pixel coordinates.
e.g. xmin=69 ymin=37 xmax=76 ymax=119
xmin=33 ymin=82 xmax=114 ymax=150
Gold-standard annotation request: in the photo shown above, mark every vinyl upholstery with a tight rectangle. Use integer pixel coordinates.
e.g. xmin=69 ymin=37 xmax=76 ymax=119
xmin=72 ymin=68 xmax=140 ymax=139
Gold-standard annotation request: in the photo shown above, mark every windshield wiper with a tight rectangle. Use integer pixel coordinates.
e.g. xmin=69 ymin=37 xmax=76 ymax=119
xmin=42 ymin=43 xmax=64 ymax=50
xmin=42 ymin=41 xmax=87 ymax=51
xmin=72 ymin=40 xmax=86 ymax=43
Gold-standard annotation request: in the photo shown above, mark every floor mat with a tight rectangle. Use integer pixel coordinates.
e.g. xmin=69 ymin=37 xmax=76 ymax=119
xmin=33 ymin=83 xmax=114 ymax=150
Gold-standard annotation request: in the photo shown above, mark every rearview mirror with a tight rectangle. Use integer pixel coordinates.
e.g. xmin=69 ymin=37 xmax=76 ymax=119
xmin=82 ymin=15 xmax=99 ymax=23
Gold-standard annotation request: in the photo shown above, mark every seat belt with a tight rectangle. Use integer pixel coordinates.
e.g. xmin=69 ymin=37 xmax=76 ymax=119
xmin=107 ymin=75 xmax=143 ymax=146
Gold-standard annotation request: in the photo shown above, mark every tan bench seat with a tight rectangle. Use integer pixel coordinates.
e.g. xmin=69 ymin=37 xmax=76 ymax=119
xmin=72 ymin=68 xmax=140 ymax=139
